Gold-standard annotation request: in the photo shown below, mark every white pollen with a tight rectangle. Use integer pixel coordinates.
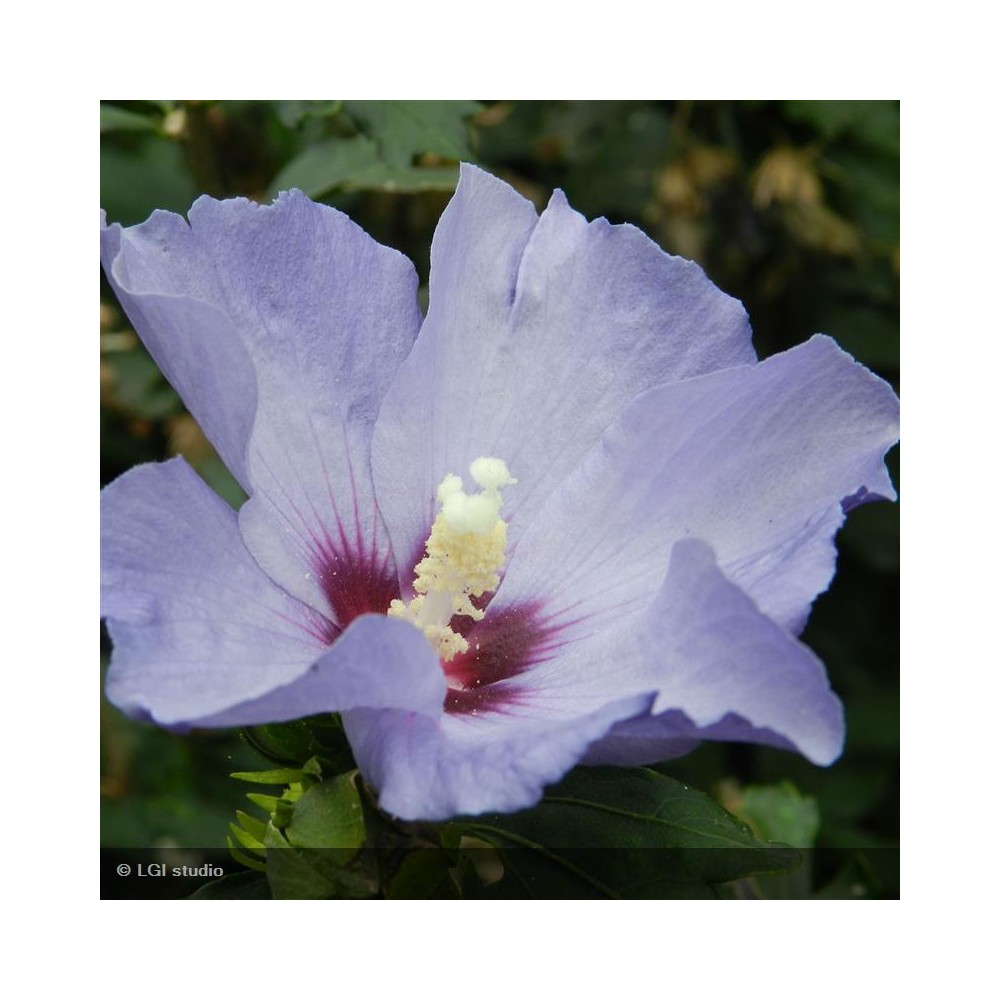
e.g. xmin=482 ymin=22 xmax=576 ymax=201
xmin=470 ymin=457 xmax=517 ymax=491
xmin=441 ymin=491 xmax=499 ymax=535
xmin=436 ymin=474 xmax=464 ymax=503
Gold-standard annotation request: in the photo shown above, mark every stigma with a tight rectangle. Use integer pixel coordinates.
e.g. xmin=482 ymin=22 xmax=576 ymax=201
xmin=388 ymin=458 xmax=516 ymax=660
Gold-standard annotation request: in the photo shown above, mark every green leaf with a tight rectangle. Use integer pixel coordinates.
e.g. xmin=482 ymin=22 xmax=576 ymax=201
xmin=274 ymin=100 xmax=343 ymax=129
xmin=269 ymin=135 xmax=377 ymax=197
xmin=100 ymin=136 xmax=198 ymax=226
xmin=100 ymin=104 xmax=160 ymax=134
xmin=228 ymin=821 xmax=265 ymax=852
xmin=265 ymin=845 xmax=339 ymax=899
xmin=189 ymin=871 xmax=271 ymax=899
xmin=245 ymin=793 xmax=282 ymax=813
xmin=230 ymin=767 xmax=306 ymax=785
xmin=460 ymin=835 xmax=721 ymax=899
xmin=242 ymin=719 xmax=338 ymax=767
xmin=457 ymin=767 xmax=798 ymax=899
xmin=349 ymin=162 xmax=460 ymax=194
xmin=738 ymin=782 xmax=821 ymax=848
xmin=344 ymin=100 xmax=481 ymax=168
xmin=284 ymin=772 xmax=365 ymax=853
xmin=234 ymin=810 xmax=268 ymax=844
xmin=263 ymin=824 xmax=373 ymax=899
xmin=227 ymin=837 xmax=267 ymax=872
xmin=268 ymin=135 xmax=460 ymax=199
xmin=385 ymin=849 xmax=459 ymax=899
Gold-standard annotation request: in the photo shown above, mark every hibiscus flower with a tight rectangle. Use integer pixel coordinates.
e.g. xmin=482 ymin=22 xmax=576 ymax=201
xmin=100 ymin=164 xmax=899 ymax=820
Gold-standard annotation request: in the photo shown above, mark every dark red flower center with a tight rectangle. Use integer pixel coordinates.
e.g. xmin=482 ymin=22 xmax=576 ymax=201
xmin=442 ymin=602 xmax=567 ymax=715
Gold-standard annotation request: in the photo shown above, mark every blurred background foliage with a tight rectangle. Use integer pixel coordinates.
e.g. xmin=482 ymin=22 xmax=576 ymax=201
xmin=101 ymin=100 xmax=899 ymax=892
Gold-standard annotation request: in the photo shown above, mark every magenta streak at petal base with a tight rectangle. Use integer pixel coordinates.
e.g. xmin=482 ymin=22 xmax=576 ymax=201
xmin=311 ymin=529 xmax=399 ymax=636
xmin=443 ymin=603 xmax=575 ymax=715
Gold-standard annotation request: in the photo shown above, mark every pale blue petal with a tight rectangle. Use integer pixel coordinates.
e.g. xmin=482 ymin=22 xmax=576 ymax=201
xmin=191 ymin=614 xmax=446 ymax=727
xmin=584 ymin=538 xmax=846 ymax=765
xmin=343 ymin=692 xmax=650 ymax=821
xmin=102 ymin=458 xmax=444 ymax=728
xmin=102 ymin=458 xmax=330 ymax=725
xmin=494 ymin=335 xmax=899 ymax=639
xmin=101 ymin=215 xmax=258 ymax=490
xmin=102 ymin=193 xmax=422 ymax=620
xmin=372 ymin=164 xmax=755 ymax=587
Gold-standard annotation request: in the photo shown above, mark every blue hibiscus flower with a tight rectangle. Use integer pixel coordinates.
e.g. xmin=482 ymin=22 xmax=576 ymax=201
xmin=100 ymin=165 xmax=899 ymax=821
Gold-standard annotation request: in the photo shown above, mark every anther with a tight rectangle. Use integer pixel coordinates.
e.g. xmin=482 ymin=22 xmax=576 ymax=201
xmin=387 ymin=457 xmax=515 ymax=661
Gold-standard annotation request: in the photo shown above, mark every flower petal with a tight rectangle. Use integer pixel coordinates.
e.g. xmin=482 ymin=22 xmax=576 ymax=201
xmin=102 ymin=193 xmax=422 ymax=618
xmin=347 ymin=529 xmax=846 ymax=821
xmin=191 ymin=614 xmax=446 ymax=727
xmin=584 ymin=538 xmax=845 ymax=765
xmin=343 ymin=692 xmax=650 ymax=821
xmin=372 ymin=164 xmax=755 ymax=583
xmin=101 ymin=213 xmax=258 ymax=490
xmin=102 ymin=458 xmax=330 ymax=726
xmin=102 ymin=459 xmax=445 ymax=728
xmin=494 ymin=334 xmax=899 ymax=637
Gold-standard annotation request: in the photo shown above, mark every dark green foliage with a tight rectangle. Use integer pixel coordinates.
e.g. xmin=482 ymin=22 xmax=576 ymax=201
xmin=454 ymin=767 xmax=800 ymax=899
